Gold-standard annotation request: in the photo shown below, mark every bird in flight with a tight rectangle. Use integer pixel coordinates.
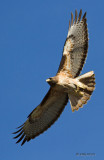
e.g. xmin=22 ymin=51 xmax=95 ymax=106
xmin=13 ymin=9 xmax=95 ymax=145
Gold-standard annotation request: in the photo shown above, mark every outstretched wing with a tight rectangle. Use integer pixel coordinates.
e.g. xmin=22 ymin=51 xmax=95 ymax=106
xmin=58 ymin=9 xmax=88 ymax=78
xmin=13 ymin=87 xmax=68 ymax=145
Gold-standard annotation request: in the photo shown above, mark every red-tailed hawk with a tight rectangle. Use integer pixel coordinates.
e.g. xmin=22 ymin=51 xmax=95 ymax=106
xmin=13 ymin=9 xmax=95 ymax=145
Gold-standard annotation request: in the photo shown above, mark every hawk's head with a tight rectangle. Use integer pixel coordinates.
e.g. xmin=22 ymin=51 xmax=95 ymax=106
xmin=46 ymin=76 xmax=58 ymax=86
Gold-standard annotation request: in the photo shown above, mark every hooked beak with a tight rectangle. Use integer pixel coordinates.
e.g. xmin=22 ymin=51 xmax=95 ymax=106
xmin=46 ymin=78 xmax=50 ymax=82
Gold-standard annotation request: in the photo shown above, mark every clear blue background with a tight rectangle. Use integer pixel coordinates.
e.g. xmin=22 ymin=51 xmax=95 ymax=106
xmin=0 ymin=0 xmax=103 ymax=159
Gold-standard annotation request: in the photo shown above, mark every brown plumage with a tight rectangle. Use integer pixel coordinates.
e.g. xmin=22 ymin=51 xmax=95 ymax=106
xmin=13 ymin=9 xmax=95 ymax=145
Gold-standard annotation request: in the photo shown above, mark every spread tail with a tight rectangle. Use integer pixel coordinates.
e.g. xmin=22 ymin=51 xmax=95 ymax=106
xmin=68 ymin=71 xmax=95 ymax=112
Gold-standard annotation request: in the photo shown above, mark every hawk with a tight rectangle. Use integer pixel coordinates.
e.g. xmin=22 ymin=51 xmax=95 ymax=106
xmin=13 ymin=9 xmax=95 ymax=145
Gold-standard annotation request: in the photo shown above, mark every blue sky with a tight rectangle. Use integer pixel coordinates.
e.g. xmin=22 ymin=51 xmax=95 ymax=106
xmin=0 ymin=0 xmax=104 ymax=159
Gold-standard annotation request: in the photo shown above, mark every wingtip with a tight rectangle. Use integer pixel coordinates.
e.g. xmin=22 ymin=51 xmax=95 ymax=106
xmin=15 ymin=134 xmax=25 ymax=144
xmin=80 ymin=9 xmax=82 ymax=13
xmin=78 ymin=9 xmax=82 ymax=22
xmin=13 ymin=123 xmax=26 ymax=145
xmin=71 ymin=12 xmax=73 ymax=26
xmin=74 ymin=10 xmax=77 ymax=23
xmin=16 ymin=123 xmax=24 ymax=129
xmin=21 ymin=138 xmax=27 ymax=146
xmin=12 ymin=127 xmax=23 ymax=134
xmin=83 ymin=12 xmax=87 ymax=19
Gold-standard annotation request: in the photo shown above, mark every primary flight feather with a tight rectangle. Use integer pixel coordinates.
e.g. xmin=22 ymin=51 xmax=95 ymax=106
xmin=13 ymin=9 xmax=95 ymax=145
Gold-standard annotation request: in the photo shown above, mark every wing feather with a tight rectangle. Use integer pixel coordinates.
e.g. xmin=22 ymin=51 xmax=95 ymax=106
xmin=13 ymin=88 xmax=68 ymax=145
xmin=74 ymin=10 xmax=77 ymax=24
xmin=58 ymin=9 xmax=88 ymax=78
xmin=71 ymin=12 xmax=73 ymax=26
xmin=78 ymin=9 xmax=82 ymax=22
